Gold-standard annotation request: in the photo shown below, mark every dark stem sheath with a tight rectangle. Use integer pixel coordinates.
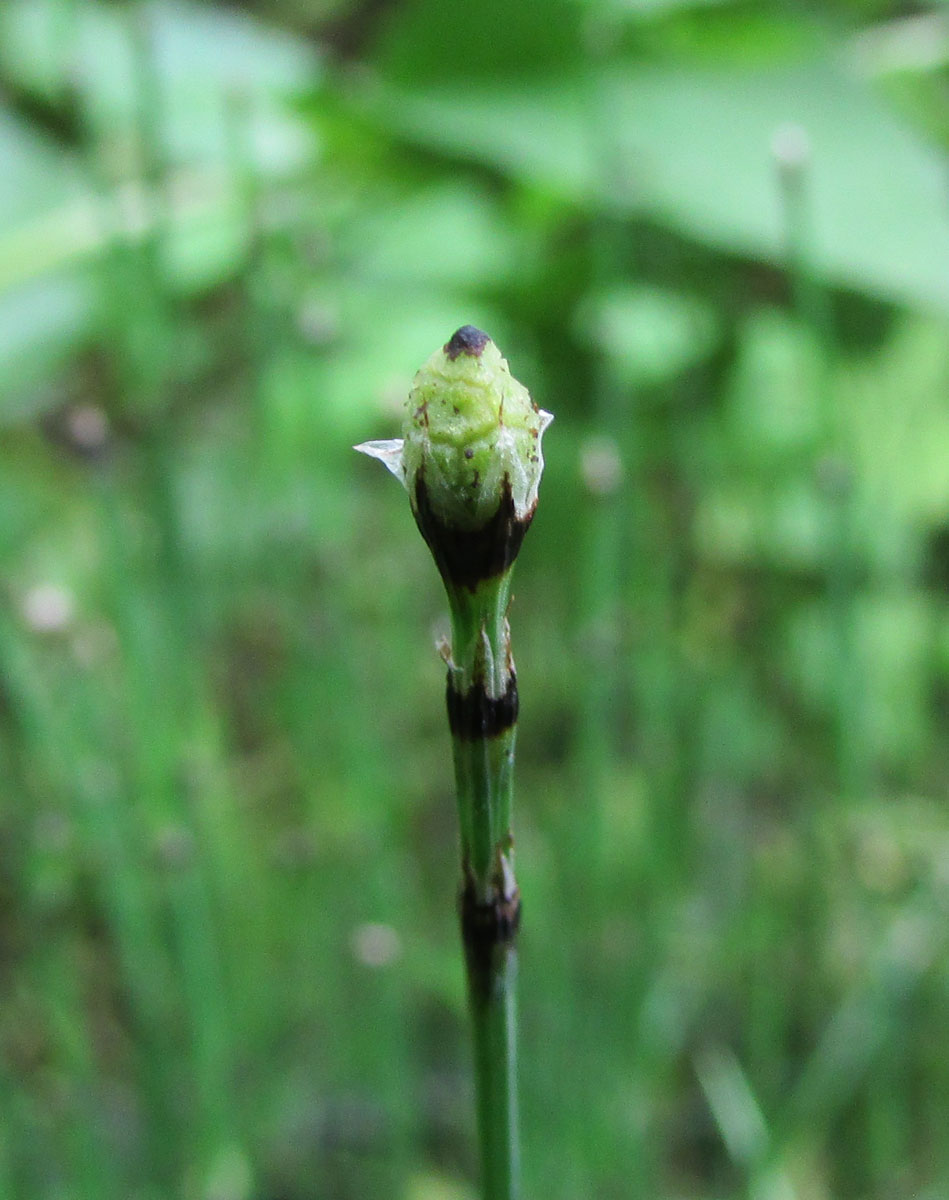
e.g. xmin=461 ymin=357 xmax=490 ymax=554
xmin=447 ymin=674 xmax=518 ymax=743
xmin=413 ymin=475 xmax=534 ymax=593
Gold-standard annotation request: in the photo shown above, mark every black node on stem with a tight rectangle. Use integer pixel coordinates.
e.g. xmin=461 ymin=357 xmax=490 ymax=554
xmin=447 ymin=674 xmax=519 ymax=740
xmin=460 ymin=882 xmax=521 ymax=1005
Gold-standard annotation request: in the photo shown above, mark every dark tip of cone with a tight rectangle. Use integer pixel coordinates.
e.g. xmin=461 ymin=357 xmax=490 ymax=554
xmin=444 ymin=325 xmax=490 ymax=360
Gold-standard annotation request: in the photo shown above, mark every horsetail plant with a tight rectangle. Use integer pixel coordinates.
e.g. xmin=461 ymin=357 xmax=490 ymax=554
xmin=356 ymin=326 xmax=552 ymax=1200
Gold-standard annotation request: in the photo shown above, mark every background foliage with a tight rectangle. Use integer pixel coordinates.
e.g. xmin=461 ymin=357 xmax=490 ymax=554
xmin=2 ymin=0 xmax=949 ymax=1197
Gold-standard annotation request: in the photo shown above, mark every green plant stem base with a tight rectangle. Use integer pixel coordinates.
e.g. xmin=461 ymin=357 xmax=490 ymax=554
xmin=465 ymin=932 xmax=520 ymax=1200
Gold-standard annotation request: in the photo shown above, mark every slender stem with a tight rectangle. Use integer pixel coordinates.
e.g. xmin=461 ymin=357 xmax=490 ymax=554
xmin=446 ymin=574 xmax=517 ymax=904
xmin=450 ymin=719 xmax=517 ymax=903
xmin=448 ymin=573 xmax=514 ymax=700
xmin=464 ymin=932 xmax=520 ymax=1200
xmin=445 ymin=571 xmax=521 ymax=1200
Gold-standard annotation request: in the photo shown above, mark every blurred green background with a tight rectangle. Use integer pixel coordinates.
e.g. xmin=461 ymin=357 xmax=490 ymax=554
xmin=2 ymin=0 xmax=949 ymax=1197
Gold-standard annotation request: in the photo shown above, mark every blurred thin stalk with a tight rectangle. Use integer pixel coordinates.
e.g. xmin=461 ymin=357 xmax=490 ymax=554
xmin=51 ymin=0 xmax=80 ymax=104
xmin=287 ymin=596 xmax=418 ymax=1192
xmin=73 ymin=6 xmax=251 ymax=1189
xmin=590 ymin=32 xmax=690 ymax=903
xmin=94 ymin=414 xmax=245 ymax=1188
xmin=925 ymin=968 xmax=949 ymax=1192
xmin=744 ymin=865 xmax=792 ymax=1114
xmin=864 ymin=1047 xmax=910 ymax=1190
xmin=768 ymin=891 xmax=943 ymax=1176
xmin=695 ymin=1044 xmax=799 ymax=1200
xmin=0 ymin=1059 xmax=37 ymax=1200
xmin=573 ymin=31 xmax=657 ymax=1197
xmin=0 ymin=1076 xmax=13 ymax=1200
xmin=125 ymin=9 xmax=246 ymax=1175
xmin=0 ymin=610 xmax=168 ymax=1195
xmin=574 ymin=332 xmax=624 ymax=895
xmin=576 ymin=17 xmax=626 ymax=907
xmin=773 ymin=124 xmax=866 ymax=806
xmin=224 ymin=73 xmax=415 ymax=1189
xmin=214 ymin=84 xmax=289 ymax=1029
xmin=38 ymin=950 xmax=119 ymax=1200
xmin=332 ymin=650 xmax=418 ymax=1188
xmin=21 ymin=702 xmax=117 ymax=1200
xmin=771 ymin=128 xmax=874 ymax=1168
xmin=224 ymin=85 xmax=278 ymax=457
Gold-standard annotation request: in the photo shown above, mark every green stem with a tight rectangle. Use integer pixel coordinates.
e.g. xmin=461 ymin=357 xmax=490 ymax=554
xmin=446 ymin=574 xmax=517 ymax=903
xmin=448 ymin=573 xmax=514 ymax=700
xmin=450 ymin=719 xmax=517 ymax=904
xmin=445 ymin=571 xmax=521 ymax=1200
xmin=465 ymin=933 xmax=520 ymax=1200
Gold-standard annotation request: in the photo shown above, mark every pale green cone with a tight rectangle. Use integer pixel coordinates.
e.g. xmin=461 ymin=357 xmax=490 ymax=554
xmin=355 ymin=325 xmax=552 ymax=536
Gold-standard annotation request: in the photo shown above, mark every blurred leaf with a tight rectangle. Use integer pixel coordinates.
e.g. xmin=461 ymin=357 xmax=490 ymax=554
xmin=364 ymin=51 xmax=949 ymax=311
xmin=161 ymin=181 xmax=249 ymax=289
xmin=339 ymin=182 xmax=520 ymax=288
xmin=0 ymin=0 xmax=320 ymax=287
xmin=859 ymin=596 xmax=932 ymax=767
xmin=374 ymin=0 xmax=585 ymax=84
xmin=0 ymin=0 xmax=320 ymax=173
xmin=700 ymin=669 xmax=784 ymax=779
xmin=577 ymin=283 xmax=720 ymax=386
xmin=364 ymin=77 xmax=593 ymax=198
xmin=0 ymin=1 xmax=323 ymax=397
xmin=603 ymin=0 xmax=734 ymax=20
xmin=842 ymin=317 xmax=949 ymax=532
xmin=0 ymin=274 xmax=95 ymax=421
xmin=0 ymin=107 xmax=82 ymax=229
xmin=726 ymin=308 xmax=823 ymax=458
xmin=145 ymin=0 xmax=320 ymax=171
xmin=606 ymin=60 xmax=949 ymax=312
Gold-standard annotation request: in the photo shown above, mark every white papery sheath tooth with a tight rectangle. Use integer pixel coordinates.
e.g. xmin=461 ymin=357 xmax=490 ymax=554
xmin=353 ymin=439 xmax=407 ymax=485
